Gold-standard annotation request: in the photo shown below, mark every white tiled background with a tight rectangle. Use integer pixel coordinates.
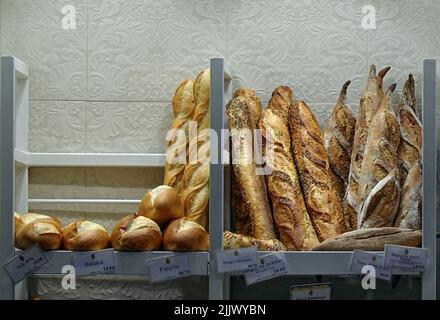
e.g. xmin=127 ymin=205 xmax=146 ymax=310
xmin=0 ymin=0 xmax=439 ymax=299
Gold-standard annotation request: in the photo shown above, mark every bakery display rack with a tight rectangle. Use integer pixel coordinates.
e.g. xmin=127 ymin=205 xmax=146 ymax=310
xmin=0 ymin=56 xmax=436 ymax=300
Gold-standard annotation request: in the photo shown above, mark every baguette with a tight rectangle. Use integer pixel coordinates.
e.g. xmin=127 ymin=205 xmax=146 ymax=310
xmin=323 ymin=81 xmax=356 ymax=201
xmin=163 ymin=79 xmax=195 ymax=193
xmin=226 ymin=96 xmax=276 ymax=240
xmin=397 ymin=74 xmax=422 ymax=185
xmin=288 ymin=100 xmax=345 ymax=241
xmin=344 ymin=66 xmax=390 ymax=230
xmin=223 ymin=231 xmax=286 ymax=251
xmin=394 ymin=159 xmax=422 ymax=229
xmin=358 ymin=84 xmax=401 ymax=229
xmin=312 ymin=227 xmax=421 ymax=251
xmin=259 ymin=86 xmax=319 ymax=249
xmin=181 ymin=69 xmax=210 ymax=228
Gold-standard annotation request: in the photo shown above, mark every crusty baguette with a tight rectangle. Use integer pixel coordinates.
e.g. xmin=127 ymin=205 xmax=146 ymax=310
xmin=344 ymin=66 xmax=390 ymax=230
xmin=397 ymin=74 xmax=422 ymax=185
xmin=223 ymin=231 xmax=286 ymax=251
xmin=288 ymin=100 xmax=346 ymax=241
xmin=233 ymin=88 xmax=262 ymax=123
xmin=358 ymin=84 xmax=401 ymax=229
xmin=394 ymin=159 xmax=422 ymax=230
xmin=312 ymin=227 xmax=421 ymax=251
xmin=226 ymin=96 xmax=276 ymax=240
xmin=323 ymin=81 xmax=356 ymax=201
xmin=181 ymin=69 xmax=210 ymax=228
xmin=163 ymin=79 xmax=195 ymax=193
xmin=259 ymin=86 xmax=319 ymax=249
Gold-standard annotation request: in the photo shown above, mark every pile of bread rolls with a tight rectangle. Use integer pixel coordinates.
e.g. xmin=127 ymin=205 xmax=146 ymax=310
xmin=226 ymin=65 xmax=423 ymax=251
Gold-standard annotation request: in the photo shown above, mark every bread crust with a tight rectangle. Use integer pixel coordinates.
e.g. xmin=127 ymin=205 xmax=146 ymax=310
xmin=223 ymin=231 xmax=286 ymax=251
xmin=15 ymin=213 xmax=62 ymax=250
xmin=62 ymin=220 xmax=109 ymax=251
xmin=162 ymin=217 xmax=209 ymax=251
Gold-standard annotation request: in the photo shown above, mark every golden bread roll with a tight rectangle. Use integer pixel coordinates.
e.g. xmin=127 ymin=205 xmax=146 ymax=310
xmin=62 ymin=220 xmax=109 ymax=251
xmin=163 ymin=79 xmax=195 ymax=193
xmin=137 ymin=185 xmax=184 ymax=226
xmin=111 ymin=214 xmax=162 ymax=251
xmin=163 ymin=217 xmax=209 ymax=251
xmin=15 ymin=213 xmax=62 ymax=250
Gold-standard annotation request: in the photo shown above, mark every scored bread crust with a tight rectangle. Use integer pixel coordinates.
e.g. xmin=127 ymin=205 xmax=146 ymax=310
xmin=181 ymin=69 xmax=210 ymax=229
xmin=223 ymin=231 xmax=286 ymax=251
xmin=162 ymin=217 xmax=209 ymax=251
xmin=15 ymin=213 xmax=62 ymax=250
xmin=163 ymin=79 xmax=195 ymax=193
xmin=323 ymin=81 xmax=356 ymax=202
xmin=62 ymin=220 xmax=109 ymax=251
xmin=288 ymin=100 xmax=346 ymax=242
xmin=259 ymin=86 xmax=318 ymax=249
xmin=344 ymin=66 xmax=390 ymax=230
xmin=111 ymin=214 xmax=162 ymax=251
xmin=358 ymin=84 xmax=401 ymax=229
xmin=226 ymin=95 xmax=276 ymax=240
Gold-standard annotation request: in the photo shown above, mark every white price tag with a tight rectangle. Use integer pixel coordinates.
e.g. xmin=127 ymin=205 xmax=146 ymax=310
xmin=73 ymin=249 xmax=116 ymax=276
xmin=350 ymin=250 xmax=391 ymax=281
xmin=384 ymin=245 xmax=427 ymax=272
xmin=3 ymin=246 xmax=48 ymax=283
xmin=216 ymin=248 xmax=257 ymax=273
xmin=290 ymin=283 xmax=332 ymax=300
xmin=147 ymin=255 xmax=191 ymax=284
xmin=244 ymin=253 xmax=287 ymax=285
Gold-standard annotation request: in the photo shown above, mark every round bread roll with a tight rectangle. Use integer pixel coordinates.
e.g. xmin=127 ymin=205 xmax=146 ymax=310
xmin=111 ymin=214 xmax=162 ymax=251
xmin=62 ymin=220 xmax=109 ymax=251
xmin=15 ymin=213 xmax=62 ymax=250
xmin=163 ymin=217 xmax=209 ymax=251
xmin=137 ymin=185 xmax=184 ymax=226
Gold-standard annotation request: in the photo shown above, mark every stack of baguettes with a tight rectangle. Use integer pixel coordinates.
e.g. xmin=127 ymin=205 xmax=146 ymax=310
xmin=225 ymin=65 xmax=423 ymax=251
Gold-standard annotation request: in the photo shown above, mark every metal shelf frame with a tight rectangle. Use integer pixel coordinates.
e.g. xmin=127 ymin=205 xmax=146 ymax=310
xmin=0 ymin=56 xmax=437 ymax=300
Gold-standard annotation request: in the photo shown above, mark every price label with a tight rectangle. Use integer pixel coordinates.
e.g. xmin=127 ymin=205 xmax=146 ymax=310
xmin=384 ymin=245 xmax=427 ymax=272
xmin=216 ymin=248 xmax=257 ymax=273
xmin=147 ymin=255 xmax=192 ymax=284
xmin=350 ymin=250 xmax=391 ymax=281
xmin=290 ymin=283 xmax=332 ymax=300
xmin=3 ymin=246 xmax=48 ymax=283
xmin=73 ymin=249 xmax=116 ymax=276
xmin=244 ymin=253 xmax=287 ymax=285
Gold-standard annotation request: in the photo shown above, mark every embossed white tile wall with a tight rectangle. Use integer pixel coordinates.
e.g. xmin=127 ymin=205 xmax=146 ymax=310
xmin=86 ymin=101 xmax=172 ymax=153
xmin=0 ymin=0 xmax=87 ymax=100
xmin=87 ymin=0 xmax=226 ymax=101
xmin=29 ymin=100 xmax=86 ymax=152
xmin=228 ymin=0 xmax=368 ymax=104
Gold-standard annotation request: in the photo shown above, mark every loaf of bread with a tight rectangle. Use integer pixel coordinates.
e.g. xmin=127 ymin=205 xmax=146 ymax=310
xmin=163 ymin=79 xmax=195 ymax=193
xmin=181 ymin=69 xmax=210 ymax=228
xmin=226 ymin=95 xmax=276 ymax=240
xmin=163 ymin=217 xmax=209 ymax=251
xmin=288 ymin=100 xmax=345 ymax=241
xmin=394 ymin=160 xmax=422 ymax=230
xmin=62 ymin=220 xmax=109 ymax=251
xmin=259 ymin=86 xmax=318 ymax=249
xmin=312 ymin=227 xmax=421 ymax=251
xmin=14 ymin=213 xmax=62 ymax=250
xmin=323 ymin=81 xmax=356 ymax=201
xmin=358 ymin=84 xmax=401 ymax=229
xmin=344 ymin=66 xmax=390 ymax=230
xmin=223 ymin=231 xmax=286 ymax=251
xmin=233 ymin=88 xmax=262 ymax=123
xmin=111 ymin=214 xmax=162 ymax=251
xmin=137 ymin=185 xmax=184 ymax=227
xmin=397 ymin=74 xmax=422 ymax=185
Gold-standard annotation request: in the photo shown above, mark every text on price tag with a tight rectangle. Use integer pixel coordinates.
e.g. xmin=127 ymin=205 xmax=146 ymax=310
xmin=290 ymin=283 xmax=332 ymax=300
xmin=147 ymin=255 xmax=191 ymax=284
xmin=3 ymin=246 xmax=48 ymax=283
xmin=350 ymin=250 xmax=391 ymax=281
xmin=216 ymin=247 xmax=257 ymax=273
xmin=244 ymin=253 xmax=287 ymax=285
xmin=73 ymin=248 xmax=116 ymax=276
xmin=384 ymin=245 xmax=427 ymax=272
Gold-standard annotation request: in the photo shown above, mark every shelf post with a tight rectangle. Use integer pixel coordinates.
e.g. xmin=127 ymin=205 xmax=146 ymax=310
xmin=422 ymin=58 xmax=437 ymax=300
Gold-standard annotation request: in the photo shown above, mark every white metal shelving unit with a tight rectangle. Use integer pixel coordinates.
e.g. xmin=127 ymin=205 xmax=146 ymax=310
xmin=0 ymin=56 xmax=209 ymax=300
